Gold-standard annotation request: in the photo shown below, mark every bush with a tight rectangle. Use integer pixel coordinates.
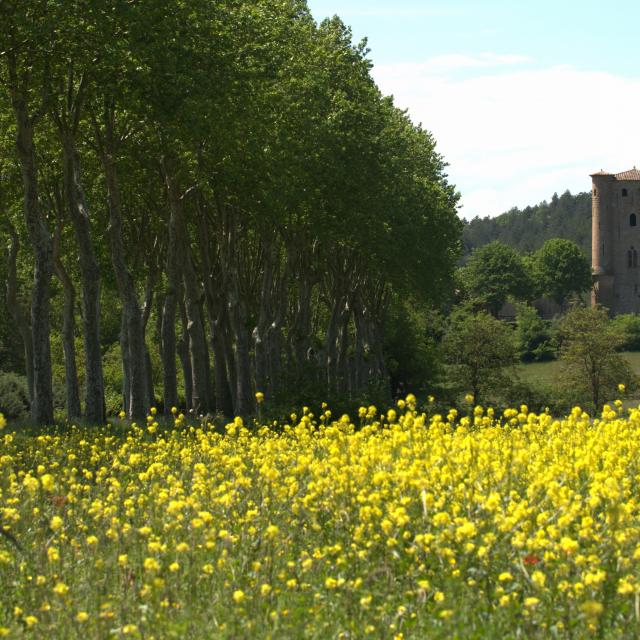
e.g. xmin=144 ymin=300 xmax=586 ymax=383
xmin=611 ymin=314 xmax=640 ymax=351
xmin=442 ymin=307 xmax=518 ymax=404
xmin=0 ymin=371 xmax=30 ymax=420
xmin=514 ymin=303 xmax=556 ymax=362
xmin=558 ymin=305 xmax=637 ymax=409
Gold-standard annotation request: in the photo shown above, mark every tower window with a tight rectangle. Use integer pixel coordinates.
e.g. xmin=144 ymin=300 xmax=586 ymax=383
xmin=629 ymin=249 xmax=633 ymax=268
xmin=623 ymin=188 xmax=629 ymax=197
xmin=593 ymin=188 xmax=597 ymax=196
xmin=632 ymin=213 xmax=637 ymax=227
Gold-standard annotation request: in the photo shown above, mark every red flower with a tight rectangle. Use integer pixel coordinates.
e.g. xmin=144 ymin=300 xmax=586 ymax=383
xmin=523 ymin=554 xmax=540 ymax=566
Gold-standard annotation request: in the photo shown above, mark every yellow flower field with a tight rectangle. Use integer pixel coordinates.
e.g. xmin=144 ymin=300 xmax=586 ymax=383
xmin=1 ymin=399 xmax=640 ymax=638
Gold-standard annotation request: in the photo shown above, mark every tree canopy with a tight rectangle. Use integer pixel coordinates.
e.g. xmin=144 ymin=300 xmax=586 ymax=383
xmin=558 ymin=306 xmax=636 ymax=410
xmin=458 ymin=241 xmax=533 ymax=316
xmin=0 ymin=0 xmax=461 ymax=423
xmin=462 ymin=190 xmax=591 ymax=258
xmin=532 ymin=238 xmax=591 ymax=306
xmin=442 ymin=308 xmax=518 ymax=405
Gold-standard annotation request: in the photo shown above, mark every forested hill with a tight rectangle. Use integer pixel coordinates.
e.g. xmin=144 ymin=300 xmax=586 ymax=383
xmin=461 ymin=190 xmax=591 ymax=257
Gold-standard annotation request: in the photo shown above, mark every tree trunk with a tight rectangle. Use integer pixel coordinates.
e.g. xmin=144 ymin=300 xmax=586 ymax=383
xmin=177 ymin=295 xmax=192 ymax=412
xmin=336 ymin=300 xmax=351 ymax=397
xmin=220 ymin=310 xmax=238 ymax=412
xmin=4 ymin=222 xmax=35 ymax=402
xmin=228 ymin=294 xmax=253 ymax=416
xmin=353 ymin=298 xmax=368 ymax=394
xmin=120 ymin=312 xmax=131 ymax=416
xmin=218 ymin=207 xmax=253 ymax=417
xmin=182 ymin=250 xmax=211 ymax=414
xmin=160 ymin=169 xmax=183 ymax=415
xmin=52 ymin=227 xmax=81 ymax=420
xmin=254 ymin=251 xmax=275 ymax=395
xmin=97 ymin=116 xmax=148 ymax=420
xmin=325 ymin=294 xmax=345 ymax=396
xmin=197 ymin=212 xmax=234 ymax=417
xmin=62 ymin=133 xmax=105 ymax=423
xmin=141 ymin=272 xmax=156 ymax=409
xmin=11 ymin=92 xmax=54 ymax=424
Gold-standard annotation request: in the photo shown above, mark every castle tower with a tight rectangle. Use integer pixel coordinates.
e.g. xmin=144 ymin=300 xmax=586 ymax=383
xmin=591 ymin=171 xmax=615 ymax=310
xmin=591 ymin=167 xmax=640 ymax=315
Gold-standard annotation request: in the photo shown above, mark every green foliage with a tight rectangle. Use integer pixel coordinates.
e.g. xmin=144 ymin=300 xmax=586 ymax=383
xmin=514 ymin=303 xmax=556 ymax=362
xmin=0 ymin=0 xmax=462 ymax=422
xmin=558 ymin=306 xmax=637 ymax=409
xmin=611 ymin=314 xmax=640 ymax=351
xmin=0 ymin=371 xmax=29 ymax=420
xmin=458 ymin=241 xmax=533 ymax=315
xmin=383 ymin=298 xmax=444 ymax=395
xmin=532 ymin=238 xmax=591 ymax=306
xmin=462 ymin=190 xmax=591 ymax=257
xmin=442 ymin=308 xmax=518 ymax=404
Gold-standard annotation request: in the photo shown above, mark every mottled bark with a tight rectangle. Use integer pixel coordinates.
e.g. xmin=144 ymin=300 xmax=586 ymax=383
xmin=228 ymin=291 xmax=253 ymax=416
xmin=52 ymin=223 xmax=81 ymax=420
xmin=336 ymin=300 xmax=351 ymax=397
xmin=177 ymin=296 xmax=192 ymax=412
xmin=220 ymin=310 xmax=238 ymax=411
xmin=9 ymin=72 xmax=54 ymax=424
xmin=160 ymin=168 xmax=183 ymax=415
xmin=120 ymin=312 xmax=131 ymax=415
xmin=289 ymin=240 xmax=315 ymax=376
xmin=325 ymin=294 xmax=345 ymax=395
xmin=224 ymin=231 xmax=253 ymax=415
xmin=3 ymin=222 xmax=34 ymax=402
xmin=198 ymin=213 xmax=234 ymax=417
xmin=141 ymin=272 xmax=156 ymax=408
xmin=254 ymin=251 xmax=274 ymax=395
xmin=96 ymin=109 xmax=148 ymax=420
xmin=62 ymin=132 xmax=104 ymax=423
xmin=182 ymin=250 xmax=211 ymax=414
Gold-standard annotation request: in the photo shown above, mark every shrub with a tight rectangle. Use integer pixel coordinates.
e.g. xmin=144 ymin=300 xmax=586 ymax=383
xmin=611 ymin=314 xmax=640 ymax=351
xmin=514 ymin=303 xmax=556 ymax=362
xmin=0 ymin=371 xmax=30 ymax=420
xmin=558 ymin=305 xmax=637 ymax=409
xmin=442 ymin=308 xmax=518 ymax=404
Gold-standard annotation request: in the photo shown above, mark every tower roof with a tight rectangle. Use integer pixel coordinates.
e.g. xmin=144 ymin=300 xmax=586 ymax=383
xmin=616 ymin=167 xmax=640 ymax=180
xmin=591 ymin=169 xmax=613 ymax=176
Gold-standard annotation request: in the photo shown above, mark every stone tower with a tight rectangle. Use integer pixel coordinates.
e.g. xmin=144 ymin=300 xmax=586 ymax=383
xmin=592 ymin=167 xmax=640 ymax=315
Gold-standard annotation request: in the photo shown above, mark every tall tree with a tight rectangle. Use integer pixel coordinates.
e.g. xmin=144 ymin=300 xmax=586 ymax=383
xmin=558 ymin=305 xmax=635 ymax=410
xmin=533 ymin=238 xmax=591 ymax=307
xmin=460 ymin=241 xmax=533 ymax=316
xmin=442 ymin=309 xmax=518 ymax=404
xmin=0 ymin=1 xmax=56 ymax=423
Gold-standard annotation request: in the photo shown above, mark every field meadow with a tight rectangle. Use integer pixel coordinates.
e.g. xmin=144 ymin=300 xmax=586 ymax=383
xmin=518 ymin=352 xmax=640 ymax=385
xmin=1 ymin=396 xmax=640 ymax=639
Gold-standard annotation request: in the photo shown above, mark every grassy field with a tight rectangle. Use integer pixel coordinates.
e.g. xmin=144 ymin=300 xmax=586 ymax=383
xmin=518 ymin=351 xmax=640 ymax=384
xmin=2 ymin=401 xmax=640 ymax=638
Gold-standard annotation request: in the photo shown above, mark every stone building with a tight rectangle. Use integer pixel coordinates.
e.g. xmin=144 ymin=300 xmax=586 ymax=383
xmin=592 ymin=167 xmax=640 ymax=315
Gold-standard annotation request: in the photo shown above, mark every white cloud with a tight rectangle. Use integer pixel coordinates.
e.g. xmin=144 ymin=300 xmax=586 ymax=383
xmin=372 ymin=59 xmax=640 ymax=218
xmin=325 ymin=7 xmax=461 ymax=18
xmin=381 ymin=53 xmax=532 ymax=75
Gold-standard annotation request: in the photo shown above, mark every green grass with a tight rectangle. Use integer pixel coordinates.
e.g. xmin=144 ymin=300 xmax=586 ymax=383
xmin=518 ymin=352 xmax=640 ymax=410
xmin=518 ymin=352 xmax=640 ymax=385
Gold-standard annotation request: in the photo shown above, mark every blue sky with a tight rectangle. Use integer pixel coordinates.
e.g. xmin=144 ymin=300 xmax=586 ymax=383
xmin=307 ymin=0 xmax=640 ymax=218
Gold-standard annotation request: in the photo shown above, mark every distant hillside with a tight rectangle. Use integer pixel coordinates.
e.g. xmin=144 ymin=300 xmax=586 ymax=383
xmin=461 ymin=190 xmax=591 ymax=258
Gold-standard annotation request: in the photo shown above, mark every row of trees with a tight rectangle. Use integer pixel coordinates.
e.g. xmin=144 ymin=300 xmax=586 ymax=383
xmin=462 ymin=190 xmax=592 ymax=257
xmin=458 ymin=238 xmax=592 ymax=315
xmin=0 ymin=1 xmax=460 ymax=424
xmin=443 ymin=305 xmax=635 ymax=411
